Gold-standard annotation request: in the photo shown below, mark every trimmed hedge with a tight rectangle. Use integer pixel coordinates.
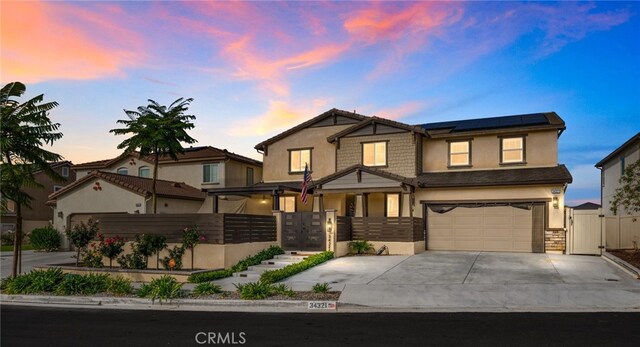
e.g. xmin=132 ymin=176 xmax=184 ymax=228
xmin=260 ymin=251 xmax=334 ymax=284
xmin=0 ymin=269 xmax=133 ymax=296
xmin=188 ymin=245 xmax=284 ymax=283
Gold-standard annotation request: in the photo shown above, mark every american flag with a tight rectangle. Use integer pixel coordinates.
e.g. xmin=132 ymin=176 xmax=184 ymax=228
xmin=301 ymin=163 xmax=312 ymax=205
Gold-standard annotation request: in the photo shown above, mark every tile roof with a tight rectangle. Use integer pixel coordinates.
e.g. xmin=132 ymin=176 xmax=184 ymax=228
xmin=72 ymin=146 xmax=261 ymax=170
xmin=420 ymin=112 xmax=565 ymax=134
xmin=48 ymin=170 xmax=205 ymax=202
xmin=595 ymin=132 xmax=640 ymax=168
xmin=416 ymin=165 xmax=572 ymax=188
xmin=254 ymin=108 xmax=368 ymax=151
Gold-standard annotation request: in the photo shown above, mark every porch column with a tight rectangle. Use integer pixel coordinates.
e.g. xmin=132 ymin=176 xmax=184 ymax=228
xmin=312 ymin=194 xmax=324 ymax=212
xmin=272 ymin=191 xmax=280 ymax=211
xmin=355 ymin=194 xmax=364 ymax=217
xmin=272 ymin=210 xmax=283 ymax=246
xmin=212 ymin=195 xmax=219 ymax=213
xmin=325 ymin=209 xmax=337 ymax=257
xmin=401 ymin=193 xmax=412 ymax=217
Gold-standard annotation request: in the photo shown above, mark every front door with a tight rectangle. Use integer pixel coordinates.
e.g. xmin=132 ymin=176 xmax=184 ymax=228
xmin=281 ymin=212 xmax=326 ymax=251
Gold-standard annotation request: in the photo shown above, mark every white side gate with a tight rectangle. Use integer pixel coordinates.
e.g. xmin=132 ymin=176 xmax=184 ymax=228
xmin=567 ymin=207 xmax=603 ymax=255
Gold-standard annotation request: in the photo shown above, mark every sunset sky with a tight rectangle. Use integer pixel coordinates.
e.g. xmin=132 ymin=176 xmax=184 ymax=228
xmin=1 ymin=1 xmax=638 ymax=206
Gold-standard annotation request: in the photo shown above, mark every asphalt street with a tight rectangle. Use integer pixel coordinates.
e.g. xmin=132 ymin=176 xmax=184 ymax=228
xmin=2 ymin=305 xmax=640 ymax=347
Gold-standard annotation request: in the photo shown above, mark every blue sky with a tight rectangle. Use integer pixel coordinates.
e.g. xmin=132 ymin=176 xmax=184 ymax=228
xmin=2 ymin=1 xmax=638 ymax=205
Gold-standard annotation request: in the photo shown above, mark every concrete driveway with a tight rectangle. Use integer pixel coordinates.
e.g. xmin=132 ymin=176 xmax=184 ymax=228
xmin=0 ymin=250 xmax=76 ymax=278
xmin=283 ymin=251 xmax=640 ymax=311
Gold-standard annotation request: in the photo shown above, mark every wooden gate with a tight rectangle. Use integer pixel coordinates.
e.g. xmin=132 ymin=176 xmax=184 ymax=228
xmin=568 ymin=208 xmax=603 ymax=255
xmin=281 ymin=212 xmax=326 ymax=251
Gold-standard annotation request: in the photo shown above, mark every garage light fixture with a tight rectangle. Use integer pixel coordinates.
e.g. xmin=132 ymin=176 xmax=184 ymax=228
xmin=552 ymin=197 xmax=559 ymax=209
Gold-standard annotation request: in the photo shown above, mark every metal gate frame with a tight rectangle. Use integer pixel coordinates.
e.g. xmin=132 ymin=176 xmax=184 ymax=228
xmin=281 ymin=212 xmax=326 ymax=251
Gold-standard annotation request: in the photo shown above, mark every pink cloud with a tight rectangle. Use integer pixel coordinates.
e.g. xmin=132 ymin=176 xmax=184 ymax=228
xmin=1 ymin=1 xmax=146 ymax=83
xmin=370 ymin=102 xmax=427 ymax=120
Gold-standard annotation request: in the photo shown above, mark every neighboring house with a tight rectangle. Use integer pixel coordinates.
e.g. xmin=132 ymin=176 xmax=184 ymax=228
xmin=207 ymin=108 xmax=572 ymax=254
xmin=596 ymin=132 xmax=640 ymax=249
xmin=571 ymin=202 xmax=601 ymax=210
xmin=1 ymin=161 xmax=76 ymax=234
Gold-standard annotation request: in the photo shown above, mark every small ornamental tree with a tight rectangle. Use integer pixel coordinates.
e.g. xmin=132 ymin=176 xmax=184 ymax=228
xmin=183 ymin=227 xmax=204 ymax=270
xmin=150 ymin=234 xmax=167 ymax=269
xmin=98 ymin=235 xmax=125 ymax=268
xmin=65 ymin=219 xmax=100 ymax=267
xmin=610 ymin=159 xmax=640 ymax=215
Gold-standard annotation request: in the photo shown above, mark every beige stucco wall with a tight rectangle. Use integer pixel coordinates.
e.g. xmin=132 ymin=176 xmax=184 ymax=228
xmin=423 ymin=130 xmax=559 ymax=172
xmin=367 ymin=193 xmax=386 ymax=217
xmin=334 ymin=241 xmax=424 ymax=256
xmin=262 ymin=124 xmax=352 ymax=182
xmin=336 ymin=132 xmax=417 ymax=177
xmin=149 ymin=197 xmax=204 ymax=214
xmin=75 ymin=156 xmax=155 ymax=177
xmin=225 ymin=160 xmax=263 ymax=187
xmin=159 ymin=161 xmax=225 ymax=190
xmin=415 ymin=185 xmax=566 ymax=229
xmin=53 ymin=178 xmax=145 ymax=233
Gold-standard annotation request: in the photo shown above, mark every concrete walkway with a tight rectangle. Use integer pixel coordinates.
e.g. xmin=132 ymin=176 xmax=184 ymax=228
xmin=281 ymin=251 xmax=640 ymax=311
xmin=0 ymin=250 xmax=76 ymax=278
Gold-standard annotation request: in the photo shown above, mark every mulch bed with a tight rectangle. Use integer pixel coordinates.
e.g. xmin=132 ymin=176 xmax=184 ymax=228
xmin=609 ymin=249 xmax=640 ymax=269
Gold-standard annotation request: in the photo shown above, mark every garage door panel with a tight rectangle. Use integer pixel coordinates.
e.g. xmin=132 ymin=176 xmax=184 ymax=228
xmin=428 ymin=205 xmax=533 ymax=253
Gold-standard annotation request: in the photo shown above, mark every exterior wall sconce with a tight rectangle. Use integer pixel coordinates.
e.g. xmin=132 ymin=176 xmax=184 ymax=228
xmin=57 ymin=211 xmax=64 ymax=218
xmin=326 ymin=218 xmax=333 ymax=233
xmin=261 ymin=195 xmax=267 ymax=204
xmin=552 ymin=197 xmax=559 ymax=209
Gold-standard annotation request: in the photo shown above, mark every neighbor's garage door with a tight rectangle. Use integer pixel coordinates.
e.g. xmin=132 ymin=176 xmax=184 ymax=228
xmin=428 ymin=206 xmax=533 ymax=252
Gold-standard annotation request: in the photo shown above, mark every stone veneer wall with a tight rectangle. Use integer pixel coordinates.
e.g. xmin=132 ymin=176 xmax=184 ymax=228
xmin=336 ymin=132 xmax=416 ymax=177
xmin=545 ymin=229 xmax=566 ymax=252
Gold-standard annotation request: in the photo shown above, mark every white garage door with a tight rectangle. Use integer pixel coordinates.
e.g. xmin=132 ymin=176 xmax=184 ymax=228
xmin=428 ymin=206 xmax=533 ymax=252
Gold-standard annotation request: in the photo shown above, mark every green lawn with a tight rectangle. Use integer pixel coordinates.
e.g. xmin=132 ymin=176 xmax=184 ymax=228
xmin=0 ymin=244 xmax=34 ymax=252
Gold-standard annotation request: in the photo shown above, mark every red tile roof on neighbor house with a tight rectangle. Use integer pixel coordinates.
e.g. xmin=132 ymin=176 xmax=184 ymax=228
xmin=47 ymin=170 xmax=206 ymax=204
xmin=72 ymin=146 xmax=261 ymax=170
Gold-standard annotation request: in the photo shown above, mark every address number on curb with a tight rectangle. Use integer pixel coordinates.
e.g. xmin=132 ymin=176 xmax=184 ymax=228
xmin=307 ymin=301 xmax=337 ymax=310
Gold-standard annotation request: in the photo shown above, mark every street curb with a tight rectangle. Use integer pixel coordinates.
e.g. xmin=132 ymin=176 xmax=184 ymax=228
xmin=602 ymin=252 xmax=640 ymax=279
xmin=0 ymin=294 xmax=336 ymax=313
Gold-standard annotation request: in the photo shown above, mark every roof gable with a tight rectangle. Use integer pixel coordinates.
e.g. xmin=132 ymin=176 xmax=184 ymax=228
xmin=254 ymin=108 xmax=368 ymax=151
xmin=595 ymin=132 xmax=640 ymax=168
xmin=313 ymin=164 xmax=415 ymax=190
xmin=327 ymin=116 xmax=425 ymax=143
xmin=49 ymin=171 xmax=205 ymax=202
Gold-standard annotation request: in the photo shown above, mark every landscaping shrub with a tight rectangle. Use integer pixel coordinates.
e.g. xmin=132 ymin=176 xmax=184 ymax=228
xmin=312 ymin=282 xmax=331 ymax=294
xmin=149 ymin=235 xmax=167 ymax=270
xmin=117 ymin=252 xmax=146 ymax=270
xmin=29 ymin=227 xmax=60 ymax=252
xmin=193 ymin=282 xmax=222 ymax=297
xmin=162 ymin=246 xmax=185 ymax=270
xmin=182 ymin=227 xmax=204 ymax=270
xmin=349 ymin=240 xmax=374 ymax=255
xmin=66 ymin=219 xmax=100 ymax=267
xmin=81 ymin=247 xmax=104 ymax=268
xmin=137 ymin=275 xmax=184 ymax=303
xmin=55 ymin=273 xmax=110 ymax=296
xmin=272 ymin=283 xmax=295 ymax=297
xmin=0 ymin=268 xmax=64 ymax=294
xmin=235 ymin=281 xmax=274 ymax=300
xmin=106 ymin=276 xmax=134 ymax=296
xmin=188 ymin=246 xmax=284 ymax=283
xmin=1 ymin=231 xmax=25 ymax=246
xmin=260 ymin=251 xmax=334 ymax=284
xmin=97 ymin=235 xmax=125 ymax=268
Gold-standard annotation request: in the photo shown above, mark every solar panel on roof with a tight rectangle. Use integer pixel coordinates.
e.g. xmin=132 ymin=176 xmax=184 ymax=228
xmin=420 ymin=112 xmax=552 ymax=132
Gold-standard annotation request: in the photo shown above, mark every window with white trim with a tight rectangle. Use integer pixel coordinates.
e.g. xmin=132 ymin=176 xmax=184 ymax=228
xmin=203 ymin=163 xmax=219 ymax=184
xmin=116 ymin=167 xmax=128 ymax=175
xmin=139 ymin=166 xmax=151 ymax=178
xmin=501 ymin=137 xmax=524 ymax=163
xmin=61 ymin=166 xmax=69 ymax=177
xmin=246 ymin=167 xmax=254 ymax=186
xmin=449 ymin=141 xmax=470 ymax=166
xmin=279 ymin=196 xmax=296 ymax=212
xmin=362 ymin=142 xmax=387 ymax=166
xmin=289 ymin=149 xmax=311 ymax=173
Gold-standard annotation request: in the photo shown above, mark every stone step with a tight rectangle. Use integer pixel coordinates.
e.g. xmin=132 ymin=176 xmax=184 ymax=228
xmin=247 ymin=264 xmax=285 ymax=272
xmin=261 ymin=259 xmax=300 ymax=266
xmin=274 ymin=254 xmax=308 ymax=260
xmin=285 ymin=250 xmax=322 ymax=256
xmin=233 ymin=272 xmax=261 ymax=279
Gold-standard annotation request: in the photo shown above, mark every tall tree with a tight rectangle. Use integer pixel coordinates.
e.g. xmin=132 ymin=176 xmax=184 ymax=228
xmin=610 ymin=159 xmax=640 ymax=215
xmin=110 ymin=98 xmax=197 ymax=213
xmin=0 ymin=81 xmax=64 ymax=277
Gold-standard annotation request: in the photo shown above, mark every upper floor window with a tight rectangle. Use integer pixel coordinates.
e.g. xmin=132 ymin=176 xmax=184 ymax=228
xmin=61 ymin=166 xmax=69 ymax=177
xmin=449 ymin=140 xmax=470 ymax=167
xmin=53 ymin=185 xmax=63 ymax=192
xmin=362 ymin=142 xmax=387 ymax=167
xmin=116 ymin=167 xmax=128 ymax=175
xmin=386 ymin=193 xmax=400 ymax=217
xmin=289 ymin=148 xmax=311 ymax=173
xmin=279 ymin=196 xmax=296 ymax=212
xmin=139 ymin=166 xmax=150 ymax=178
xmin=621 ymin=156 xmax=626 ymax=176
xmin=246 ymin=167 xmax=254 ymax=186
xmin=501 ymin=137 xmax=525 ymax=164
xmin=203 ymin=163 xmax=219 ymax=184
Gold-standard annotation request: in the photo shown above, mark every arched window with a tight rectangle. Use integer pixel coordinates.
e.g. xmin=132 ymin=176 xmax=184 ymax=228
xmin=116 ymin=167 xmax=128 ymax=175
xmin=139 ymin=166 xmax=150 ymax=178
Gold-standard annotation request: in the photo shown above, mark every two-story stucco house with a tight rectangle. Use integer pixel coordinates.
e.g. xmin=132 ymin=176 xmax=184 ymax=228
xmin=207 ymin=108 xmax=572 ymax=255
xmin=47 ymin=146 xmax=265 ymax=240
xmin=596 ymin=132 xmax=640 ymax=250
xmin=1 ymin=161 xmax=76 ymax=235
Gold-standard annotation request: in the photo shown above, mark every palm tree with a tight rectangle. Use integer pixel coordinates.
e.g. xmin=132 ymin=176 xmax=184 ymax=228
xmin=110 ymin=98 xmax=197 ymax=213
xmin=1 ymin=81 xmax=64 ymax=277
